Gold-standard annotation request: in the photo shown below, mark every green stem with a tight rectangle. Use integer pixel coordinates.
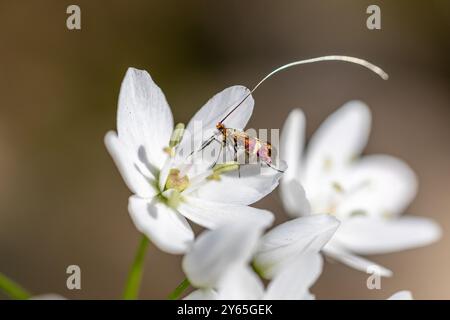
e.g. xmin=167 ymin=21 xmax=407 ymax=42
xmin=168 ymin=278 xmax=190 ymax=300
xmin=123 ymin=235 xmax=149 ymax=300
xmin=0 ymin=272 xmax=32 ymax=300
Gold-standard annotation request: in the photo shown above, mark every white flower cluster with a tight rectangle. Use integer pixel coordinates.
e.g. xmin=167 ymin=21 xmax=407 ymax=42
xmin=105 ymin=67 xmax=442 ymax=300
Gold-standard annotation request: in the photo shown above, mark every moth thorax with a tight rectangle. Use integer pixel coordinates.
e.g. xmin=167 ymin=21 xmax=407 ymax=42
xmin=216 ymin=123 xmax=226 ymax=133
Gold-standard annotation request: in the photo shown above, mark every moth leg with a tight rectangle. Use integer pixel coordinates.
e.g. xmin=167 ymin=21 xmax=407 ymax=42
xmin=189 ymin=133 xmax=221 ymax=158
xmin=231 ymin=136 xmax=242 ymax=178
xmin=210 ymin=135 xmax=227 ymax=168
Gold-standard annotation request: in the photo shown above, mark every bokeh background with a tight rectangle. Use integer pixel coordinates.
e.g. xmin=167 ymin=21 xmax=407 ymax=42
xmin=0 ymin=0 xmax=449 ymax=299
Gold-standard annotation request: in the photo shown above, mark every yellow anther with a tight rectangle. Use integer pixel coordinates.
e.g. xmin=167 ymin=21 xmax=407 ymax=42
xmin=323 ymin=157 xmax=333 ymax=172
xmin=207 ymin=173 xmax=221 ymax=181
xmin=163 ymin=146 xmax=175 ymax=157
xmin=207 ymin=162 xmax=239 ymax=181
xmin=169 ymin=123 xmax=185 ymax=148
xmin=332 ymin=182 xmax=344 ymax=193
xmin=350 ymin=210 xmax=367 ymax=217
xmin=165 ymin=168 xmax=189 ymax=193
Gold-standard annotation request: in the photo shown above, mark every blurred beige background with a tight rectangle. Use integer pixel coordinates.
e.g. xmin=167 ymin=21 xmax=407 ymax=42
xmin=0 ymin=0 xmax=449 ymax=299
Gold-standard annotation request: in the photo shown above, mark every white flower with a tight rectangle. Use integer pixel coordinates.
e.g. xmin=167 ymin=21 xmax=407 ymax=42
xmin=214 ymin=255 xmax=321 ymax=300
xmin=387 ymin=290 xmax=413 ymax=300
xmin=280 ymin=101 xmax=442 ymax=276
xmin=253 ymin=214 xmax=339 ymax=279
xmin=105 ymin=68 xmax=280 ymax=254
xmin=182 ymin=214 xmax=339 ymax=300
xmin=182 ymin=221 xmax=265 ymax=300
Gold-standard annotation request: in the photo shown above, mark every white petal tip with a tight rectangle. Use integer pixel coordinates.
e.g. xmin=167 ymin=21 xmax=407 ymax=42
xmin=388 ymin=290 xmax=413 ymax=300
xmin=341 ymin=100 xmax=371 ymax=118
xmin=104 ymin=130 xmax=118 ymax=148
xmin=366 ymin=264 xmax=393 ymax=277
xmin=288 ymin=108 xmax=306 ymax=122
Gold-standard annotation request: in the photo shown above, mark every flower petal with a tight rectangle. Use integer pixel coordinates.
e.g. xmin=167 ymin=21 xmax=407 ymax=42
xmin=217 ymin=266 xmax=265 ymax=300
xmin=128 ymin=196 xmax=194 ymax=254
xmin=333 ymin=216 xmax=441 ymax=255
xmin=158 ymin=156 xmax=176 ymax=192
xmin=190 ymin=85 xmax=254 ymax=130
xmin=105 ymin=131 xmax=157 ymax=198
xmin=388 ymin=291 xmax=413 ymax=300
xmin=182 ymin=222 xmax=264 ymax=288
xmin=279 ymin=178 xmax=311 ymax=217
xmin=179 ymin=86 xmax=254 ymax=156
xmin=184 ymin=289 xmax=218 ymax=300
xmin=336 ymin=155 xmax=418 ymax=219
xmin=323 ymin=243 xmax=393 ymax=277
xmin=254 ymin=214 xmax=339 ymax=279
xmin=281 ymin=109 xmax=306 ymax=182
xmin=117 ymin=68 xmax=174 ymax=169
xmin=193 ymin=165 xmax=284 ymax=206
xmin=303 ymin=101 xmax=371 ymax=192
xmin=178 ymin=196 xmax=274 ymax=229
xmin=264 ymin=253 xmax=322 ymax=300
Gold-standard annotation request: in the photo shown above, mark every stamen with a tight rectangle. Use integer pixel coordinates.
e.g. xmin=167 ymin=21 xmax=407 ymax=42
xmin=324 ymin=157 xmax=333 ymax=172
xmin=163 ymin=123 xmax=185 ymax=157
xmin=349 ymin=210 xmax=367 ymax=217
xmin=170 ymin=123 xmax=185 ymax=148
xmin=207 ymin=162 xmax=239 ymax=181
xmin=163 ymin=146 xmax=175 ymax=157
xmin=332 ymin=182 xmax=344 ymax=193
xmin=164 ymin=168 xmax=190 ymax=193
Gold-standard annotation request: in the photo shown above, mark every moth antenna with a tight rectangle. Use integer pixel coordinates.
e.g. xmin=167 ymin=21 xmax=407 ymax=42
xmin=219 ymin=55 xmax=389 ymax=124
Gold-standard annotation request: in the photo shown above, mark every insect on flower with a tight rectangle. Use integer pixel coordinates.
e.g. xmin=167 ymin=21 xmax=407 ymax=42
xmin=190 ymin=56 xmax=389 ymax=173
